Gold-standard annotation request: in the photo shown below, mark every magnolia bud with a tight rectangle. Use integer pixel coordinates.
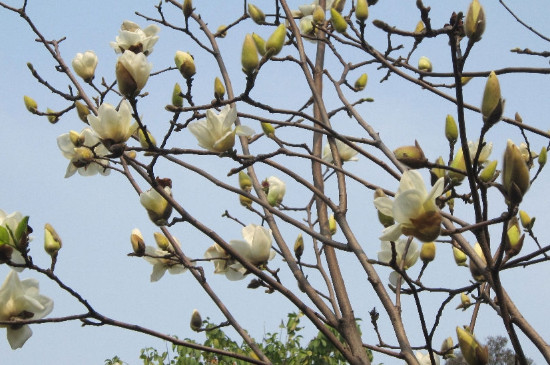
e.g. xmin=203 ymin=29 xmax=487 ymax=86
xmin=182 ymin=0 xmax=193 ymax=18
xmin=354 ymin=73 xmax=368 ymax=91
xmin=46 ymin=108 xmax=59 ymax=124
xmin=456 ymin=326 xmax=488 ymax=365
xmin=449 ymin=148 xmax=466 ymax=184
xmin=418 ymin=56 xmax=432 ymax=72
xmin=330 ymin=8 xmax=348 ymax=33
xmin=456 ymin=292 xmax=471 ymax=311
xmin=479 ymin=160 xmax=497 ymax=182
xmin=374 ymin=189 xmax=395 ymax=227
xmin=175 ymin=51 xmax=196 ymax=80
xmin=172 ymin=83 xmax=184 ymax=107
xmin=329 ymin=214 xmax=337 ymax=235
xmin=252 ymin=33 xmax=266 ymax=56
xmin=44 ymin=223 xmax=62 ymax=256
xmin=242 ymin=34 xmax=259 ymax=74
xmin=393 ymin=141 xmax=428 ymax=168
xmin=248 ymin=3 xmax=265 ymax=24
xmin=519 ymin=210 xmax=534 ymax=230
xmin=445 ymin=114 xmax=458 ymax=143
xmin=420 ymin=242 xmax=436 ymax=263
xmin=453 ymin=246 xmax=468 ymax=267
xmin=431 ymin=156 xmax=446 ymax=184
xmin=414 ymin=20 xmax=425 ymax=33
xmin=355 ymin=0 xmax=368 ymax=23
xmin=153 ymin=232 xmax=170 ymax=251
xmin=213 ymin=77 xmax=225 ymax=101
xmin=506 ymin=217 xmax=524 ymax=258
xmin=261 ymin=122 xmax=275 ymax=137
xmin=75 ymin=101 xmax=90 ymax=123
xmin=313 ymin=5 xmax=325 ymax=24
xmin=72 ymin=51 xmax=98 ymax=82
xmin=239 ymin=194 xmax=253 ymax=208
xmin=265 ymin=24 xmax=286 ymax=57
xmin=294 ymin=233 xmax=304 ymax=260
xmin=440 ymin=337 xmax=455 ymax=359
xmin=469 ymin=242 xmax=487 ymax=282
xmin=238 ymin=171 xmax=252 ymax=191
xmin=190 ymin=309 xmax=202 ymax=331
xmin=332 ymin=0 xmax=346 ymax=12
xmin=140 ymin=185 xmax=173 ymax=226
xmin=502 ymin=140 xmax=530 ymax=205
xmin=216 ymin=25 xmax=228 ymax=38
xmin=461 ymin=76 xmax=473 ymax=85
xmin=137 ymin=128 xmax=157 ymax=149
xmin=130 ymin=228 xmax=145 ymax=256
xmin=465 ymin=0 xmax=486 ymax=42
xmin=481 ymin=71 xmax=504 ymax=126
xmin=116 ymin=51 xmax=151 ymax=97
xmin=24 ymin=95 xmax=38 ymax=113
xmin=538 ymin=147 xmax=547 ymax=167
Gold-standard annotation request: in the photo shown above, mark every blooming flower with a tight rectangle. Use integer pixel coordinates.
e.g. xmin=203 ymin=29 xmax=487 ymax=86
xmin=71 ymin=51 xmax=98 ymax=82
xmin=204 ymin=224 xmax=275 ymax=281
xmin=88 ymin=100 xmax=137 ymax=145
xmin=322 ymin=139 xmax=359 ymax=163
xmin=188 ymin=105 xmax=254 ymax=153
xmin=143 ymin=239 xmax=187 ymax=282
xmin=110 ymin=20 xmax=160 ymax=56
xmin=377 ymin=239 xmax=419 ymax=270
xmin=415 ymin=351 xmax=441 ymax=365
xmin=467 ymin=139 xmax=492 ymax=165
xmin=116 ymin=50 xmax=152 ymax=97
xmin=374 ymin=170 xmax=444 ymax=242
xmin=0 ymin=270 xmax=53 ymax=349
xmin=264 ymin=176 xmax=286 ymax=206
xmin=57 ymin=128 xmax=110 ymax=178
xmin=139 ymin=186 xmax=173 ymax=226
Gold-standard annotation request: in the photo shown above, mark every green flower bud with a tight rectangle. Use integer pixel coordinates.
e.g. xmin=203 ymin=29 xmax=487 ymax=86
xmin=75 ymin=101 xmax=91 ymax=123
xmin=182 ymin=0 xmax=193 ymax=18
xmin=175 ymin=51 xmax=196 ymax=80
xmin=420 ymin=242 xmax=436 ymax=263
xmin=239 ymin=194 xmax=253 ymax=208
xmin=374 ymin=189 xmax=395 ymax=227
xmin=216 ymin=25 xmax=228 ymax=38
xmin=172 ymin=83 xmax=184 ymax=107
xmin=265 ymin=24 xmax=286 ymax=57
xmin=153 ymin=232 xmax=170 ymax=250
xmin=465 ymin=0 xmax=486 ymax=42
xmin=453 ymin=246 xmax=468 ymax=267
xmin=130 ymin=228 xmax=145 ymax=256
xmin=393 ymin=141 xmax=428 ymax=168
xmin=241 ymin=34 xmax=259 ymax=74
xmin=329 ymin=214 xmax=337 ymax=235
xmin=137 ymin=128 xmax=157 ymax=149
xmin=461 ymin=76 xmax=473 ymax=85
xmin=332 ymin=0 xmax=346 ymax=12
xmin=418 ymin=56 xmax=432 ymax=72
xmin=190 ymin=309 xmax=202 ymax=331
xmin=248 ymin=3 xmax=265 ymax=24
xmin=414 ymin=20 xmax=425 ymax=33
xmin=261 ymin=122 xmax=275 ymax=137
xmin=445 ymin=114 xmax=458 ymax=143
xmin=469 ymin=242 xmax=487 ymax=282
xmin=252 ymin=33 xmax=266 ymax=56
xmin=46 ymin=108 xmax=59 ymax=124
xmin=481 ymin=71 xmax=504 ymax=126
xmin=44 ymin=223 xmax=62 ymax=257
xmin=479 ymin=160 xmax=497 ymax=182
xmin=506 ymin=217 xmax=524 ymax=258
xmin=449 ymin=148 xmax=466 ymax=184
xmin=294 ymin=233 xmax=304 ymax=260
xmin=456 ymin=292 xmax=471 ymax=311
xmin=355 ymin=0 xmax=368 ymax=23
xmin=313 ymin=5 xmax=325 ymax=24
xmin=238 ymin=171 xmax=252 ymax=191
xmin=515 ymin=112 xmax=523 ymax=123
xmin=440 ymin=337 xmax=455 ymax=359
xmin=431 ymin=156 xmax=446 ymax=182
xmin=354 ymin=73 xmax=368 ymax=91
xmin=538 ymin=147 xmax=547 ymax=167
xmin=519 ymin=210 xmax=534 ymax=230
xmin=456 ymin=326 xmax=488 ymax=365
xmin=330 ymin=8 xmax=348 ymax=33
xmin=24 ymin=95 xmax=38 ymax=113
xmin=502 ymin=140 xmax=530 ymax=205
xmin=214 ymin=77 xmax=225 ymax=100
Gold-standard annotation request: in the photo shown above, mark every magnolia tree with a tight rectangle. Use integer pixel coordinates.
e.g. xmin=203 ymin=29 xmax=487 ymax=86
xmin=0 ymin=0 xmax=549 ymax=364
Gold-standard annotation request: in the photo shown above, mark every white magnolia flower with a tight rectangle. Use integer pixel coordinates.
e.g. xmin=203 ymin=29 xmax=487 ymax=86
xmin=88 ymin=100 xmax=137 ymax=144
xmin=299 ymin=15 xmax=315 ymax=37
xmin=71 ymin=51 xmax=98 ymax=82
xmin=414 ymin=351 xmax=441 ymax=365
xmin=0 ymin=210 xmax=28 ymax=270
xmin=143 ymin=239 xmax=188 ymax=282
xmin=0 ymin=270 xmax=53 ymax=349
xmin=298 ymin=0 xmax=333 ymax=16
xmin=204 ymin=224 xmax=275 ymax=281
xmin=378 ymin=239 xmax=419 ymax=270
xmin=265 ymin=176 xmax=286 ymax=206
xmin=110 ymin=20 xmax=160 ymax=56
xmin=467 ymin=139 xmax=492 ymax=164
xmin=519 ymin=142 xmax=538 ymax=167
xmin=57 ymin=128 xmax=110 ymax=178
xmin=116 ymin=50 xmax=152 ymax=97
xmin=188 ymin=105 xmax=254 ymax=153
xmin=322 ymin=139 xmax=359 ymax=163
xmin=139 ymin=186 xmax=173 ymax=226
xmin=374 ymin=170 xmax=444 ymax=242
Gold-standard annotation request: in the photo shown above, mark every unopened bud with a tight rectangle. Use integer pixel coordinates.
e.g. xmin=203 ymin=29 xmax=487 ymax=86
xmin=313 ymin=5 xmax=325 ymax=24
xmin=453 ymin=246 xmax=467 ymax=266
xmin=172 ymin=83 xmax=184 ymax=107
xmin=538 ymin=147 xmax=547 ymax=167
xmin=418 ymin=56 xmax=432 ymax=72
xmin=153 ymin=232 xmax=170 ymax=251
xmin=445 ymin=114 xmax=458 ymax=143
xmin=175 ymin=51 xmax=196 ymax=80
xmin=440 ymin=337 xmax=455 ymax=359
xmin=431 ymin=156 xmax=446 ymax=183
xmin=461 ymin=76 xmax=473 ymax=85
xmin=238 ymin=171 xmax=252 ymax=191
xmin=242 ymin=34 xmax=259 ymax=74
xmin=190 ymin=309 xmax=202 ymax=331
xmin=506 ymin=217 xmax=524 ymax=257
xmin=519 ymin=210 xmax=534 ymax=230
xmin=456 ymin=326 xmax=488 ymax=365
xmin=393 ymin=141 xmax=428 ymax=168
xmin=479 ymin=160 xmax=497 ymax=182
xmin=502 ymin=140 xmax=530 ymax=205
xmin=332 ymin=0 xmax=346 ymax=12
xmin=130 ymin=228 xmax=145 ymax=256
xmin=252 ymin=33 xmax=266 ymax=56
xmin=44 ymin=223 xmax=62 ymax=256
xmin=137 ymin=128 xmax=157 ymax=149
xmin=449 ymin=148 xmax=466 ymax=184
xmin=420 ymin=242 xmax=436 ymax=263
xmin=46 ymin=108 xmax=59 ymax=124
xmin=248 ymin=3 xmax=265 ymax=24
xmin=216 ymin=25 xmax=228 ymax=38
xmin=481 ymin=71 xmax=504 ymax=126
xmin=354 ymin=73 xmax=368 ymax=91
xmin=329 ymin=214 xmax=337 ymax=235
xmin=374 ymin=189 xmax=395 ymax=227
xmin=355 ymin=0 xmax=368 ymax=23
xmin=261 ymin=122 xmax=275 ymax=137
xmin=515 ymin=112 xmax=523 ymax=123
xmin=265 ymin=24 xmax=286 ymax=57
xmin=469 ymin=242 xmax=487 ymax=282
xmin=414 ymin=20 xmax=425 ymax=33
xmin=456 ymin=292 xmax=471 ymax=311
xmin=75 ymin=101 xmax=90 ymax=123
xmin=24 ymin=95 xmax=38 ymax=113
xmin=214 ymin=77 xmax=225 ymax=100
xmin=239 ymin=194 xmax=253 ymax=208
xmin=182 ymin=0 xmax=193 ymax=18
xmin=465 ymin=0 xmax=486 ymax=42
xmin=330 ymin=8 xmax=348 ymax=33
xmin=294 ymin=233 xmax=304 ymax=260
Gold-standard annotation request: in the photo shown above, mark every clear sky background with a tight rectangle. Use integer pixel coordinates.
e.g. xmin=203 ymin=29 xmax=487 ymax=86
xmin=1 ymin=0 xmax=549 ymax=364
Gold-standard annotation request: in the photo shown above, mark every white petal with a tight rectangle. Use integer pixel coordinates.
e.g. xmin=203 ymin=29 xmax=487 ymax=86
xmin=379 ymin=224 xmax=403 ymax=241
xmin=7 ymin=325 xmax=32 ymax=349
xmin=373 ymin=197 xmax=394 ymax=217
xmin=392 ymin=190 xmax=424 ymax=223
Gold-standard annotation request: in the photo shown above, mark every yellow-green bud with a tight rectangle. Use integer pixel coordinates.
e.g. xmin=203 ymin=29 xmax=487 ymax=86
xmin=519 ymin=210 xmax=534 ymax=230
xmin=355 ymin=0 xmax=368 ymax=23
xmin=238 ymin=171 xmax=252 ymax=191
xmin=515 ymin=112 xmax=523 ymax=123
xmin=294 ymin=233 xmax=304 ymax=260
xmin=137 ymin=128 xmax=157 ymax=149
xmin=393 ymin=141 xmax=428 ymax=168
xmin=453 ymin=246 xmax=468 ymax=267
xmin=332 ymin=0 xmax=346 ymax=12
xmin=248 ymin=3 xmax=265 ymax=24
xmin=465 ymin=0 xmax=486 ymax=42
xmin=418 ymin=56 xmax=432 ymax=72
xmin=69 ymin=130 xmax=85 ymax=146
xmin=374 ymin=189 xmax=395 ymax=227
xmin=216 ymin=25 xmax=227 ymax=38
xmin=214 ymin=77 xmax=225 ymax=100
xmin=265 ymin=24 xmax=286 ymax=57
xmin=456 ymin=326 xmax=488 ymax=365
xmin=24 ymin=95 xmax=38 ymax=113
xmin=44 ymin=223 xmax=62 ymax=256
xmin=75 ymin=101 xmax=90 ymax=123
xmin=420 ymin=242 xmax=436 ymax=263
xmin=414 ymin=20 xmax=425 ymax=33
xmin=328 ymin=214 xmax=337 ymax=235
xmin=502 ymin=140 xmax=530 ymax=205
xmin=354 ymin=73 xmax=368 ymax=91
xmin=252 ymin=33 xmax=266 ymax=57
xmin=46 ymin=108 xmax=59 ymax=124
xmin=440 ymin=337 xmax=455 ymax=359
xmin=330 ymin=8 xmax=348 ymax=33
xmin=445 ymin=114 xmax=458 ymax=143
xmin=481 ymin=71 xmax=504 ymax=126
xmin=469 ymin=242 xmax=487 ymax=282
xmin=153 ymin=232 xmax=170 ymax=250
xmin=239 ymin=194 xmax=253 ymax=208
xmin=456 ymin=292 xmax=471 ymax=311
xmin=130 ymin=228 xmax=145 ymax=256
xmin=431 ymin=156 xmax=446 ymax=182
xmin=449 ymin=148 xmax=466 ymax=184
xmin=175 ymin=51 xmax=196 ymax=80
xmin=172 ymin=83 xmax=184 ymax=107
xmin=461 ymin=76 xmax=473 ymax=85
xmin=182 ymin=0 xmax=193 ymax=18
xmin=261 ymin=122 xmax=275 ymax=137
xmin=538 ymin=147 xmax=547 ymax=167
xmin=479 ymin=160 xmax=497 ymax=182
xmin=506 ymin=217 xmax=524 ymax=257
xmin=241 ymin=34 xmax=259 ymax=74
xmin=190 ymin=309 xmax=202 ymax=331
xmin=313 ymin=5 xmax=325 ymax=24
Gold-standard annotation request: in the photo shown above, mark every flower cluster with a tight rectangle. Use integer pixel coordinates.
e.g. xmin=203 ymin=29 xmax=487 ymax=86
xmin=57 ymin=128 xmax=111 ymax=178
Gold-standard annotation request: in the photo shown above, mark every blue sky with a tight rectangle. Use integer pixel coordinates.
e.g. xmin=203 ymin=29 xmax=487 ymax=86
xmin=1 ymin=0 xmax=549 ymax=364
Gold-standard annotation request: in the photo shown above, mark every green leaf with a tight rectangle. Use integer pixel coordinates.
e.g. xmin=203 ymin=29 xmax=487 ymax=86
xmin=0 ymin=226 xmax=9 ymax=245
xmin=15 ymin=216 xmax=29 ymax=243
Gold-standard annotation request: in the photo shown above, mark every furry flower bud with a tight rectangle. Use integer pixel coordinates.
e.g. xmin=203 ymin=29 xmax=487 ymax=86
xmin=294 ymin=233 xmax=304 ymax=260
xmin=190 ymin=309 xmax=202 ymax=331
xmin=420 ymin=242 xmax=436 ymax=263
xmin=44 ymin=223 xmax=62 ymax=256
xmin=239 ymin=171 xmax=252 ymax=191
xmin=465 ymin=0 xmax=486 ymax=42
xmin=248 ymin=3 xmax=265 ymax=24
xmin=329 ymin=214 xmax=337 ymax=235
xmin=479 ymin=160 xmax=497 ymax=182
xmin=252 ymin=33 xmax=266 ymax=56
xmin=75 ymin=101 xmax=91 ymax=123
xmin=24 ymin=95 xmax=38 ymax=113
xmin=355 ymin=0 xmax=368 ymax=23
xmin=182 ymin=0 xmax=193 ymax=18
xmin=153 ymin=232 xmax=170 ymax=251
xmin=502 ymin=140 xmax=530 ymax=204
xmin=261 ymin=122 xmax=275 ymax=137
xmin=354 ymin=73 xmax=368 ymax=91
xmin=453 ymin=246 xmax=468 ymax=267
xmin=418 ymin=56 xmax=432 ymax=72
xmin=241 ymin=34 xmax=259 ymax=74
xmin=214 ymin=77 xmax=225 ymax=100
xmin=519 ymin=210 xmax=534 ymax=230
xmin=456 ymin=326 xmax=488 ymax=365
xmin=130 ymin=228 xmax=145 ymax=256
xmin=174 ymin=51 xmax=196 ymax=80
xmin=393 ymin=141 xmax=428 ymax=168
xmin=172 ymin=83 xmax=184 ymax=107
xmin=265 ymin=24 xmax=286 ymax=57
xmin=481 ymin=71 xmax=504 ymax=126
xmin=445 ymin=114 xmax=458 ymax=143
xmin=330 ymin=8 xmax=348 ymax=33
